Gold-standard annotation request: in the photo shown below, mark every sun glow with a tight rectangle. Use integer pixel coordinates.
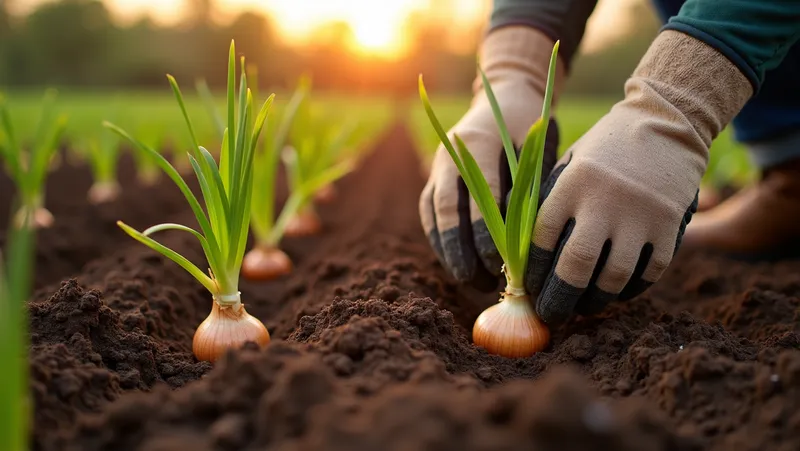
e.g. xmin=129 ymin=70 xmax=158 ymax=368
xmin=11 ymin=0 xmax=490 ymax=57
xmin=261 ymin=0 xmax=428 ymax=58
xmin=351 ymin=12 xmax=400 ymax=54
xmin=9 ymin=0 xmax=633 ymax=56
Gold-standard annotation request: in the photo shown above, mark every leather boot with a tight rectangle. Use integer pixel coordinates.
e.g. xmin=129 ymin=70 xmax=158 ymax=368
xmin=681 ymin=158 xmax=800 ymax=259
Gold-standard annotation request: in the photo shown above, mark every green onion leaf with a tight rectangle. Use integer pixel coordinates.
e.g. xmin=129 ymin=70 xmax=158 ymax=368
xmin=479 ymin=68 xmax=517 ymax=181
xmin=419 ymin=75 xmax=507 ymax=262
xmin=515 ymin=119 xmax=546 ymax=273
xmin=103 ymin=122 xmax=218 ymax=254
xmin=453 ymin=135 xmax=508 ymax=261
xmin=117 ymin=221 xmax=216 ymax=293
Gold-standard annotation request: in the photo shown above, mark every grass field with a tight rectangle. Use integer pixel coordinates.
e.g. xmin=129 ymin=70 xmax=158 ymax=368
xmin=1 ymin=90 xmax=394 ymax=146
xmin=2 ymin=90 xmax=756 ymax=188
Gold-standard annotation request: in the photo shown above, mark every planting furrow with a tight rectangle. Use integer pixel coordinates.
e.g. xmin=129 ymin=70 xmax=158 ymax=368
xmin=242 ymin=122 xmax=496 ymax=339
xmin=0 ymin=153 xmax=192 ymax=290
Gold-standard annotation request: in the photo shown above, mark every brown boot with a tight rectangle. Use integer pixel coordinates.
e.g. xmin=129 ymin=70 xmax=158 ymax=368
xmin=681 ymin=159 xmax=800 ymax=259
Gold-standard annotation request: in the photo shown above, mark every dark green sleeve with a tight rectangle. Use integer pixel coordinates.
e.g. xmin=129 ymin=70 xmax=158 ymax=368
xmin=664 ymin=0 xmax=800 ymax=91
xmin=490 ymin=0 xmax=599 ymax=69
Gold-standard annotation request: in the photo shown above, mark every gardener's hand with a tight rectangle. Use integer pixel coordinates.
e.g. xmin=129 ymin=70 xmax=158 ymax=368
xmin=420 ymin=26 xmax=565 ymax=291
xmin=528 ymin=30 xmax=753 ymax=324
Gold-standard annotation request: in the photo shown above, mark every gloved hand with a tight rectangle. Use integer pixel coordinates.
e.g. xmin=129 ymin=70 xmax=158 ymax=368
xmin=528 ymin=30 xmax=753 ymax=324
xmin=419 ymin=26 xmax=565 ymax=291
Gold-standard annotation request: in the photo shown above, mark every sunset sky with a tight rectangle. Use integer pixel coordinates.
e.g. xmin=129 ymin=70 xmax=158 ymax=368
xmin=8 ymin=0 xmax=638 ymax=57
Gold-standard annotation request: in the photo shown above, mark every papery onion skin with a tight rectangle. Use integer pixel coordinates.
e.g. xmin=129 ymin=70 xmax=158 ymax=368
xmin=472 ymin=292 xmax=550 ymax=358
xmin=242 ymin=246 xmax=293 ymax=281
xmin=193 ymin=301 xmax=270 ymax=362
xmin=284 ymin=208 xmax=322 ymax=237
xmin=34 ymin=208 xmax=55 ymax=229
xmin=14 ymin=206 xmax=54 ymax=229
xmin=88 ymin=182 xmax=121 ymax=205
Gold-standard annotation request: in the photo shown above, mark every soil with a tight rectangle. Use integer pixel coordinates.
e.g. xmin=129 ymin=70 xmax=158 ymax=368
xmin=1 ymin=126 xmax=798 ymax=451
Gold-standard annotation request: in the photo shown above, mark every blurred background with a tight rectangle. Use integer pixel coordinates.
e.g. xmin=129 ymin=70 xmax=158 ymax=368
xmin=0 ymin=0 xmax=755 ymax=185
xmin=0 ymin=0 xmax=660 ymax=94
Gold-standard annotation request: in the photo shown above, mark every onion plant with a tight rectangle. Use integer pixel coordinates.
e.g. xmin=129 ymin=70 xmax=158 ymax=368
xmin=105 ymin=41 xmax=273 ymax=362
xmin=241 ymin=77 xmax=353 ymax=280
xmin=289 ymin=93 xmax=363 ymax=205
xmin=131 ymin=121 xmax=164 ymax=186
xmin=418 ymin=41 xmax=560 ymax=358
xmin=281 ymin=80 xmax=357 ymax=237
xmin=309 ymin=120 xmax=360 ymax=204
xmin=0 ymin=90 xmax=67 ymax=229
xmin=86 ymin=124 xmax=122 ymax=204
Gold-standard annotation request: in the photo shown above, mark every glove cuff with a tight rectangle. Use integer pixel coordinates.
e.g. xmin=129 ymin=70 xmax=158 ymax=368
xmin=631 ymin=30 xmax=753 ymax=147
xmin=476 ymin=26 xmax=566 ymax=106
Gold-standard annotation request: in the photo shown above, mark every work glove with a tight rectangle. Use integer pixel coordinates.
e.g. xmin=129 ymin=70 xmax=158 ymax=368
xmin=529 ymin=30 xmax=753 ymax=324
xmin=419 ymin=26 xmax=566 ymax=291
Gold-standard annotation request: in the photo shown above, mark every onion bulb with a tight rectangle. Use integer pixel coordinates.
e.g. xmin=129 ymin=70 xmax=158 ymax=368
xmin=472 ymin=289 xmax=549 ymax=358
xmin=284 ymin=207 xmax=322 ymax=237
xmin=313 ymin=183 xmax=337 ymax=204
xmin=242 ymin=246 xmax=293 ymax=281
xmin=88 ymin=181 xmax=121 ymax=205
xmin=14 ymin=206 xmax=54 ymax=229
xmin=193 ymin=296 xmax=270 ymax=362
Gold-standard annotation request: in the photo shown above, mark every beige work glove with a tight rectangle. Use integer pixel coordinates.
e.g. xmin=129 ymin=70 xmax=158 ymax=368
xmin=530 ymin=30 xmax=753 ymax=324
xmin=419 ymin=26 xmax=565 ymax=291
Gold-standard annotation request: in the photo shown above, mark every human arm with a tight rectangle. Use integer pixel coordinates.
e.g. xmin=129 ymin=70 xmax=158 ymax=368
xmin=528 ymin=0 xmax=800 ymax=324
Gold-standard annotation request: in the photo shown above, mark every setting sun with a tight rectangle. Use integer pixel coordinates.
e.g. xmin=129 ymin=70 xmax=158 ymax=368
xmin=9 ymin=0 xmax=629 ymax=57
xmin=350 ymin=10 xmax=400 ymax=55
xmin=11 ymin=0 xmax=488 ymax=57
xmin=262 ymin=0 xmax=427 ymax=58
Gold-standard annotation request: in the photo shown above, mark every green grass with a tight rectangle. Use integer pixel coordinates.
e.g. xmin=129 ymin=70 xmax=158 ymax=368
xmin=2 ymin=89 xmax=395 ymax=189
xmin=3 ymin=90 xmax=392 ymax=143
xmin=408 ymin=95 xmax=756 ymax=187
xmin=3 ymin=90 xmax=753 ymax=188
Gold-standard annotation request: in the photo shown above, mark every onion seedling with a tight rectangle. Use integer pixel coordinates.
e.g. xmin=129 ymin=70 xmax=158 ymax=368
xmin=131 ymin=122 xmax=164 ymax=186
xmin=282 ymin=81 xmax=357 ymax=237
xmin=125 ymin=118 xmax=172 ymax=187
xmin=106 ymin=41 xmax=273 ymax=362
xmin=309 ymin=120 xmax=359 ymax=205
xmin=86 ymin=125 xmax=122 ymax=204
xmin=242 ymin=77 xmax=353 ymax=280
xmin=0 ymin=90 xmax=67 ymax=229
xmin=418 ymin=41 xmax=560 ymax=358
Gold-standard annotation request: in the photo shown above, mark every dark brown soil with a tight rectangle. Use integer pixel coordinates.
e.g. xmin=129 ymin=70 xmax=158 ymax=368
xmin=3 ymin=125 xmax=798 ymax=451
